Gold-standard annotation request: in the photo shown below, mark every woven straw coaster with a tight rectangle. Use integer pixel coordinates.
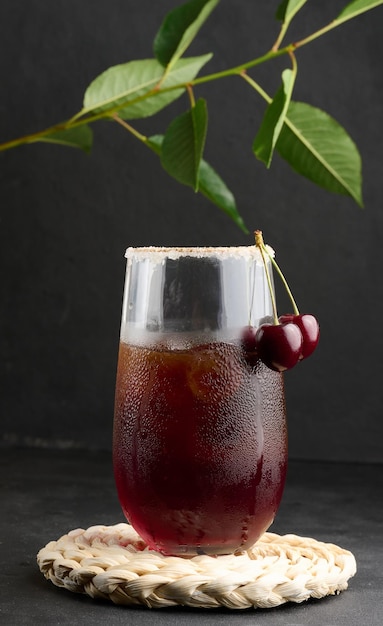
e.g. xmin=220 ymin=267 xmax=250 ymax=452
xmin=37 ymin=523 xmax=356 ymax=610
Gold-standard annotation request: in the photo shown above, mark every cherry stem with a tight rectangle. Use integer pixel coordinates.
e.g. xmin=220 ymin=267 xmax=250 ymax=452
xmin=255 ymin=230 xmax=279 ymax=325
xmin=264 ymin=248 xmax=300 ymax=316
xmin=255 ymin=230 xmax=300 ymax=321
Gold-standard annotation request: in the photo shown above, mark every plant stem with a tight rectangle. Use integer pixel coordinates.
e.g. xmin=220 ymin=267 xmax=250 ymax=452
xmin=112 ymin=115 xmax=148 ymax=142
xmin=0 ymin=123 xmax=67 ymax=152
xmin=292 ymin=11 xmax=379 ymax=51
xmin=186 ymin=84 xmax=196 ymax=108
xmin=294 ymin=20 xmax=340 ymax=49
xmin=192 ymin=45 xmax=293 ymax=88
xmin=272 ymin=0 xmax=311 ymax=51
xmin=0 ymin=112 xmax=108 ymax=152
xmin=272 ymin=22 xmax=289 ymax=52
xmin=239 ymin=71 xmax=272 ymax=104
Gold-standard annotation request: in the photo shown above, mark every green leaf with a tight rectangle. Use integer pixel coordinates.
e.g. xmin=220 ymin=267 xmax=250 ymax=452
xmin=276 ymin=0 xmax=308 ymax=22
xmin=161 ymin=98 xmax=208 ymax=191
xmin=198 ymin=160 xmax=248 ymax=233
xmin=276 ymin=101 xmax=363 ymax=206
xmin=154 ymin=0 xmax=219 ymax=68
xmin=83 ymin=55 xmax=212 ymax=119
xmin=147 ymin=134 xmax=248 ymax=233
xmin=336 ymin=0 xmax=383 ymax=21
xmin=35 ymin=125 xmax=93 ymax=153
xmin=253 ymin=68 xmax=295 ymax=168
xmin=146 ymin=134 xmax=163 ymax=156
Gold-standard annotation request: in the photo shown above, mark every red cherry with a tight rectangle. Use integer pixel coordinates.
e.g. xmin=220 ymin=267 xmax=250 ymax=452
xmin=240 ymin=326 xmax=259 ymax=368
xmin=279 ymin=314 xmax=320 ymax=359
xmin=240 ymin=325 xmax=257 ymax=352
xmin=255 ymin=322 xmax=303 ymax=372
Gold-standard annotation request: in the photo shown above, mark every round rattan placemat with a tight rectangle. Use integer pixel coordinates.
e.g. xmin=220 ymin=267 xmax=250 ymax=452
xmin=37 ymin=523 xmax=356 ymax=609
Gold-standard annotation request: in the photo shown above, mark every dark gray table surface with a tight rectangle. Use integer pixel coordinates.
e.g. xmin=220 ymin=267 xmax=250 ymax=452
xmin=1 ymin=447 xmax=382 ymax=625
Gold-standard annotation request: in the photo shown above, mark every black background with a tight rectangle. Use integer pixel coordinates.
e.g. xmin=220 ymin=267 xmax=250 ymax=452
xmin=1 ymin=0 xmax=382 ymax=463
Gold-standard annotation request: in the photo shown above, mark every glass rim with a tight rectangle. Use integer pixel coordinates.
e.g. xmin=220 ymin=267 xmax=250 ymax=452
xmin=125 ymin=245 xmax=274 ymax=261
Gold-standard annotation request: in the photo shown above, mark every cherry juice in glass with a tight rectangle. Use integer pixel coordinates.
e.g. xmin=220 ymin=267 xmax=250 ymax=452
xmin=113 ymin=247 xmax=288 ymax=556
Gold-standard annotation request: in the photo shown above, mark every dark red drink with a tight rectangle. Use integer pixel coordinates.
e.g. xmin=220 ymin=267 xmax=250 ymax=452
xmin=113 ymin=339 xmax=287 ymax=556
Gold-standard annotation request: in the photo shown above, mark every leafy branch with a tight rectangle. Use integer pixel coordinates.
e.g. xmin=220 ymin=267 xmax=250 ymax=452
xmin=0 ymin=0 xmax=382 ymax=232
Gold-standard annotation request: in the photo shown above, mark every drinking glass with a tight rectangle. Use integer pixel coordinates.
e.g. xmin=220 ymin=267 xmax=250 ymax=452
xmin=113 ymin=246 xmax=287 ymax=556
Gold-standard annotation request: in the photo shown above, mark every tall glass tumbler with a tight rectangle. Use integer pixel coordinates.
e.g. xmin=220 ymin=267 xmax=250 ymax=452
xmin=113 ymin=247 xmax=287 ymax=556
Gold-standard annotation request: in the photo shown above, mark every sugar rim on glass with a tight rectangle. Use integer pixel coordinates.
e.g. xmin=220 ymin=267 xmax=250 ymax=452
xmin=124 ymin=245 xmax=274 ymax=262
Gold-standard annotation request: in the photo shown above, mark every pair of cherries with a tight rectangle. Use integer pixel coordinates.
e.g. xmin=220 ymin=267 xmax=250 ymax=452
xmin=243 ymin=230 xmax=320 ymax=373
xmin=242 ymin=313 xmax=320 ymax=372
xmin=254 ymin=313 xmax=320 ymax=372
